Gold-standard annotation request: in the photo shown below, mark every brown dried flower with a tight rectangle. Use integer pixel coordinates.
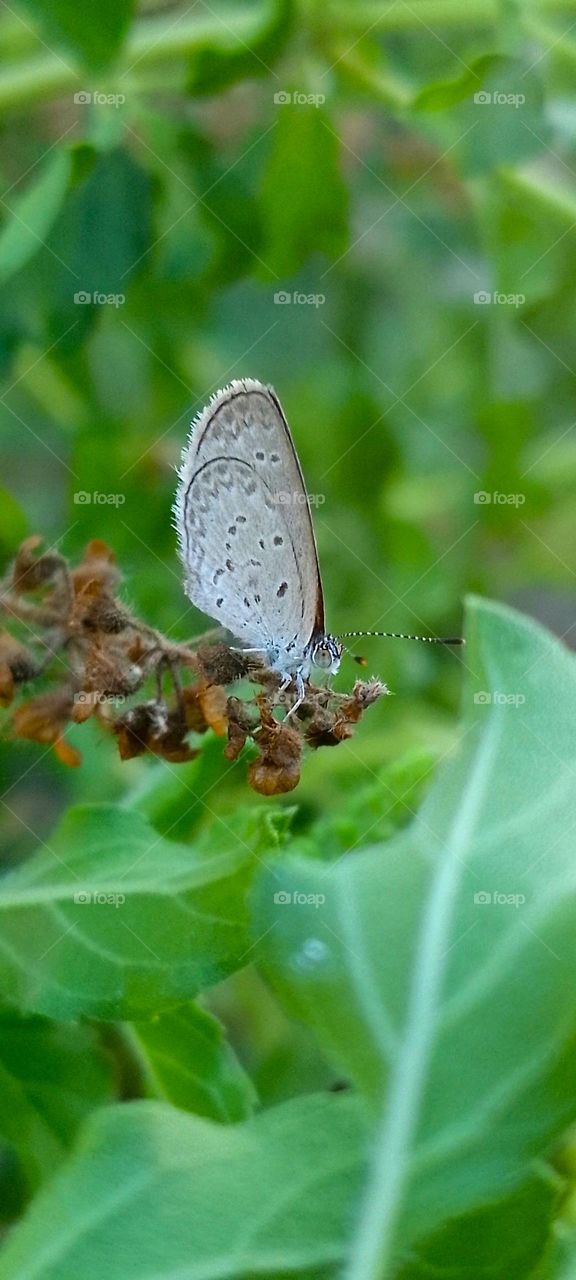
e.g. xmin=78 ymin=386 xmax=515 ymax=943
xmin=0 ymin=537 xmax=388 ymax=789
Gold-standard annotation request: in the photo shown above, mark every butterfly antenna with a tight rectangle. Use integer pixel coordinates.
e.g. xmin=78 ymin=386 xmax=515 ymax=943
xmin=338 ymin=630 xmax=465 ymax=646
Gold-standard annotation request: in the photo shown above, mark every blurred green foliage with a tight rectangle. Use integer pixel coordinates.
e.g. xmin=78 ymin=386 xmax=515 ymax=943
xmin=1 ymin=0 xmax=576 ymax=854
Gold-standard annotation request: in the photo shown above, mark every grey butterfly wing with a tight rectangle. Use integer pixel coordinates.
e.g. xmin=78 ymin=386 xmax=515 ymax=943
xmin=176 ymin=456 xmax=310 ymax=649
xmin=175 ymin=379 xmax=325 ymax=647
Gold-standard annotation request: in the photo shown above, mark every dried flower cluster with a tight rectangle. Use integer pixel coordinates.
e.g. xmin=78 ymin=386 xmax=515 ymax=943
xmin=0 ymin=537 xmax=388 ymax=794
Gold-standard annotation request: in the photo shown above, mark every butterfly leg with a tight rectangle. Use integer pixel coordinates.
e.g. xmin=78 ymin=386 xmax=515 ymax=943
xmin=230 ymin=646 xmax=268 ymax=655
xmin=283 ymin=672 xmax=306 ymax=721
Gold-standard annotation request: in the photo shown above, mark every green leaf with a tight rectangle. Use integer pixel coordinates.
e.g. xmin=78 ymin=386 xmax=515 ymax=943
xmin=132 ymin=1001 xmax=257 ymax=1122
xmin=51 ymin=146 xmax=153 ymax=293
xmin=397 ymin=1172 xmax=559 ymax=1280
xmin=253 ymin=597 xmax=576 ymax=1276
xmin=187 ymin=0 xmax=293 ymax=96
xmin=259 ymin=105 xmax=348 ymax=276
xmin=0 ymin=1094 xmax=366 ymax=1279
xmin=0 ymin=149 xmax=71 ymax=285
xmin=413 ymin=53 xmax=504 ymax=112
xmin=0 ymin=803 xmax=260 ymax=1020
xmin=11 ymin=0 xmax=135 ymax=72
xmin=0 ymin=1008 xmax=115 ymax=1192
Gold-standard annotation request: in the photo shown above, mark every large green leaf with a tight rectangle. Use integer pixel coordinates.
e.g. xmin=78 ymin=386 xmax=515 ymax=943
xmin=253 ymin=596 xmax=576 ymax=1276
xmin=0 ymin=804 xmax=260 ymax=1020
xmin=0 ymin=1009 xmax=115 ymax=1192
xmin=0 ymin=1094 xmax=365 ymax=1279
xmin=11 ymin=0 xmax=135 ymax=71
xmin=132 ymin=1001 xmax=257 ymax=1122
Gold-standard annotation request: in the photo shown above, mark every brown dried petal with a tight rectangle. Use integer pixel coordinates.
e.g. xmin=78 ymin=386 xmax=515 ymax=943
xmin=53 ymin=735 xmax=82 ymax=767
xmin=82 ymin=595 xmax=130 ymax=634
xmin=351 ymin=678 xmax=389 ymax=708
xmin=226 ymin=695 xmax=258 ymax=733
xmin=248 ymin=757 xmax=301 ymax=795
xmin=196 ymin=644 xmax=247 ymax=686
xmin=181 ymin=687 xmax=210 ymax=734
xmin=0 ymin=663 xmax=14 ymax=708
xmin=11 ymin=537 xmax=66 ymax=594
xmin=0 ymin=633 xmax=38 ymax=703
xmin=71 ymin=691 xmax=101 ymax=724
xmin=150 ymin=713 xmax=199 ymax=763
xmin=258 ymin=722 xmax=302 ymax=768
xmin=12 ymin=689 xmax=74 ymax=744
xmin=305 ymin=705 xmax=352 ymax=748
xmin=83 ymin=643 xmax=142 ymax=699
xmin=114 ymin=703 xmax=161 ymax=759
xmin=72 ymin=540 xmax=120 ymax=598
xmin=114 ymin=702 xmax=197 ymax=763
xmin=197 ymin=684 xmax=229 ymax=737
xmin=248 ymin=712 xmax=303 ymax=793
xmin=224 ymin=719 xmax=248 ymax=761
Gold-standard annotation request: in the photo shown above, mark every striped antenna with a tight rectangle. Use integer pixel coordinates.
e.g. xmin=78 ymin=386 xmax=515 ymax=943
xmin=338 ymin=630 xmax=464 ymax=646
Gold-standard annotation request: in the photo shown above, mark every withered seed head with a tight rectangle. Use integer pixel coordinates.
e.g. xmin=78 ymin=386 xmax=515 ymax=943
xmin=82 ymin=596 xmax=130 ymax=634
xmin=196 ymin=643 xmax=248 ymax=686
xmin=0 ymin=537 xmax=388 ymax=784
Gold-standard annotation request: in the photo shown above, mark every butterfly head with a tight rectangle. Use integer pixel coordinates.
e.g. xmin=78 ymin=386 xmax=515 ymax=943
xmin=311 ymin=634 xmax=343 ymax=675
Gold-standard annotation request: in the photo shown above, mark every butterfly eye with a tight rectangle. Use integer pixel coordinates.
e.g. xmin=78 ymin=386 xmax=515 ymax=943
xmin=312 ymin=643 xmax=333 ymax=670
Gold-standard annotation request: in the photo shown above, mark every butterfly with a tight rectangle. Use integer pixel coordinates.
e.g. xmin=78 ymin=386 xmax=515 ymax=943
xmin=174 ymin=379 xmax=462 ymax=714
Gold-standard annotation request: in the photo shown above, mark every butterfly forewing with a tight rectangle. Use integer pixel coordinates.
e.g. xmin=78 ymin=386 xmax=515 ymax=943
xmin=175 ymin=379 xmax=325 ymax=651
